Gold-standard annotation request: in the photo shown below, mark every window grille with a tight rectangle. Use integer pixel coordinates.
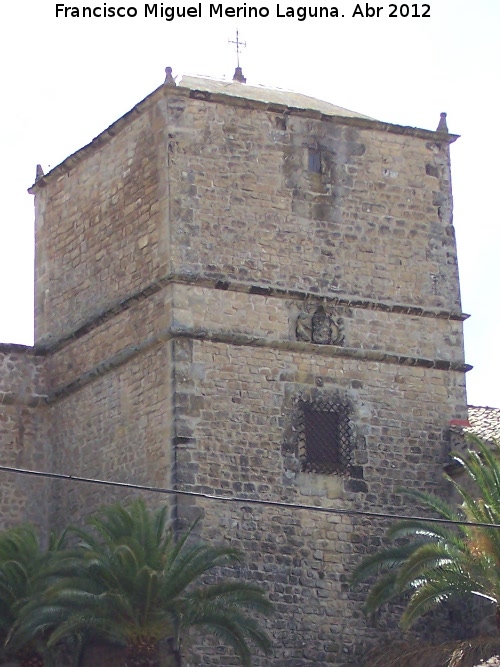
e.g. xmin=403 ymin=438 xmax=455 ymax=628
xmin=298 ymin=397 xmax=352 ymax=474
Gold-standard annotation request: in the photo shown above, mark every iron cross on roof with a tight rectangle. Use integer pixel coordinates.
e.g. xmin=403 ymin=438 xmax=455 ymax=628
xmin=229 ymin=30 xmax=247 ymax=83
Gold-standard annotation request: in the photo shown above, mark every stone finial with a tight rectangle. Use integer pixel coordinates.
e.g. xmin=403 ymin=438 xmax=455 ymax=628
xmin=437 ymin=112 xmax=448 ymax=133
xmin=233 ymin=66 xmax=246 ymax=83
xmin=35 ymin=164 xmax=44 ymax=182
xmin=164 ymin=66 xmax=177 ymax=86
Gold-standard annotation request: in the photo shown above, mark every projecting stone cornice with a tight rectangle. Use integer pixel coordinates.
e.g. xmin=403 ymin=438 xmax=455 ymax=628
xmin=170 ymin=326 xmax=473 ymax=374
xmin=0 ymin=343 xmax=35 ymax=354
xmin=0 ymin=390 xmax=48 ymax=407
xmin=32 ymin=324 xmax=472 ymax=406
xmin=33 ymin=273 xmax=469 ymax=356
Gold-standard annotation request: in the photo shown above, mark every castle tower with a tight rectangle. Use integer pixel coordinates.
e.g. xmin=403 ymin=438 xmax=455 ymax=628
xmin=15 ymin=73 xmax=470 ymax=664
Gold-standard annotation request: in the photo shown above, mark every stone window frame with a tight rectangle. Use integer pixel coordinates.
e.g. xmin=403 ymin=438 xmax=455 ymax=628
xmin=283 ymin=388 xmax=356 ymax=478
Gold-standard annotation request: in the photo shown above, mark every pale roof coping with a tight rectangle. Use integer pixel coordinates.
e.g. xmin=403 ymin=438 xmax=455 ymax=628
xmin=179 ymin=74 xmax=374 ymax=121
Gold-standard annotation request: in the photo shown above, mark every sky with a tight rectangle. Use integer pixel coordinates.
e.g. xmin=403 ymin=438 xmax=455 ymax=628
xmin=0 ymin=0 xmax=498 ymax=407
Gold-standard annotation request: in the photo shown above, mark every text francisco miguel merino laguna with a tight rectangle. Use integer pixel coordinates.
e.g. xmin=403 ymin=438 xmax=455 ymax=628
xmin=55 ymin=2 xmax=380 ymax=20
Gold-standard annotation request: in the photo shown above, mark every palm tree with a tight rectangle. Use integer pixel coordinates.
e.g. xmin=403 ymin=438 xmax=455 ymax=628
xmin=12 ymin=499 xmax=272 ymax=667
xmin=0 ymin=524 xmax=69 ymax=667
xmin=351 ymin=437 xmax=500 ymax=631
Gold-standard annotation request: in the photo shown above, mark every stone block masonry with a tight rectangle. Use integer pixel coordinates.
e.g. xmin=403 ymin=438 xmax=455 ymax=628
xmin=0 ymin=75 xmax=470 ymax=665
xmin=0 ymin=345 xmax=50 ymax=531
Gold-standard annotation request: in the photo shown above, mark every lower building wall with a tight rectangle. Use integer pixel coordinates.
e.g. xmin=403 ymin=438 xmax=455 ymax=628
xmin=173 ymin=338 xmax=467 ymax=666
xmin=0 ymin=346 xmax=49 ymax=533
xmin=47 ymin=341 xmax=175 ymax=530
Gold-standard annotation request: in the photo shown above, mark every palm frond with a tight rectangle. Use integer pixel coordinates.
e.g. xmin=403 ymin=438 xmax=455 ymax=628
xmin=187 ymin=606 xmax=272 ymax=667
xmin=395 ymin=542 xmax=466 ymax=590
xmin=400 ymin=579 xmax=457 ymax=629
xmin=388 ymin=520 xmax=471 ymax=551
xmin=362 ymin=637 xmax=500 ymax=667
xmin=362 ymin=569 xmax=400 ymax=614
xmin=395 ymin=487 xmax=465 ymax=524
xmin=351 ymin=540 xmax=428 ymax=586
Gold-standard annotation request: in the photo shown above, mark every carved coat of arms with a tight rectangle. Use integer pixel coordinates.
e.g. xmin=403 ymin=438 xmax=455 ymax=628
xmin=296 ymin=305 xmax=344 ymax=346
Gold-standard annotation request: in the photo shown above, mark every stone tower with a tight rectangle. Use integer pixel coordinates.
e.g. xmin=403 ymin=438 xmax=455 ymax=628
xmin=1 ymin=74 xmax=469 ymax=664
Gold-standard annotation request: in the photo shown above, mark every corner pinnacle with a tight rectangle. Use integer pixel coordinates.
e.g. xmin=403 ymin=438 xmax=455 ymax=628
xmin=437 ymin=112 xmax=449 ymax=133
xmin=164 ymin=67 xmax=177 ymax=86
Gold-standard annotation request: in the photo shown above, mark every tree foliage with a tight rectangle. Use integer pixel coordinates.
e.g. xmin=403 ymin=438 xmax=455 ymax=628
xmin=6 ymin=499 xmax=272 ymax=667
xmin=0 ymin=524 xmax=68 ymax=666
xmin=351 ymin=437 xmax=500 ymax=630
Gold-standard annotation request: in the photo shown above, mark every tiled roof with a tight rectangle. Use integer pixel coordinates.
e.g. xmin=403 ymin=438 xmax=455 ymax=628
xmin=467 ymin=405 xmax=500 ymax=442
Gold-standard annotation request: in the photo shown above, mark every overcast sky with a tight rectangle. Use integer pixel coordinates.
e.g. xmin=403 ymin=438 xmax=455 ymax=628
xmin=1 ymin=0 xmax=498 ymax=407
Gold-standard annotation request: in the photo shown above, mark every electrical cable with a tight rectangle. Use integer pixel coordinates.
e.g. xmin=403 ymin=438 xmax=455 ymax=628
xmin=1 ymin=463 xmax=500 ymax=530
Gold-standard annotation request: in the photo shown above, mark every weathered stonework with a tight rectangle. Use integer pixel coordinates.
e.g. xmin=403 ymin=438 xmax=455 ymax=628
xmin=0 ymin=345 xmax=49 ymax=531
xmin=0 ymin=75 xmax=471 ymax=665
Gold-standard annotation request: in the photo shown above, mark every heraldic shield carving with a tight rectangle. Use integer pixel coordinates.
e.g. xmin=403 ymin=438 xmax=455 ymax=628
xmin=295 ymin=305 xmax=344 ymax=346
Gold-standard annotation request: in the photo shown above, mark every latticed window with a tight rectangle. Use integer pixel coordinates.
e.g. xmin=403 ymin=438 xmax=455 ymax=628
xmin=298 ymin=397 xmax=352 ymax=474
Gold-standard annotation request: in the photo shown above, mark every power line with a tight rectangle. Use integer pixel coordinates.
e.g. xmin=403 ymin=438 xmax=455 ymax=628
xmin=2 ymin=464 xmax=499 ymax=530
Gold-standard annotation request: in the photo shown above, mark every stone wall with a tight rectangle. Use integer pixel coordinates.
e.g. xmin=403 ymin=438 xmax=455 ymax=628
xmin=44 ymin=289 xmax=176 ymax=529
xmin=33 ymin=93 xmax=170 ymax=347
xmin=0 ymin=345 xmax=49 ymax=531
xmin=171 ymin=282 xmax=466 ymax=363
xmin=48 ymin=338 xmax=175 ymax=530
xmin=167 ymin=91 xmax=460 ymax=311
